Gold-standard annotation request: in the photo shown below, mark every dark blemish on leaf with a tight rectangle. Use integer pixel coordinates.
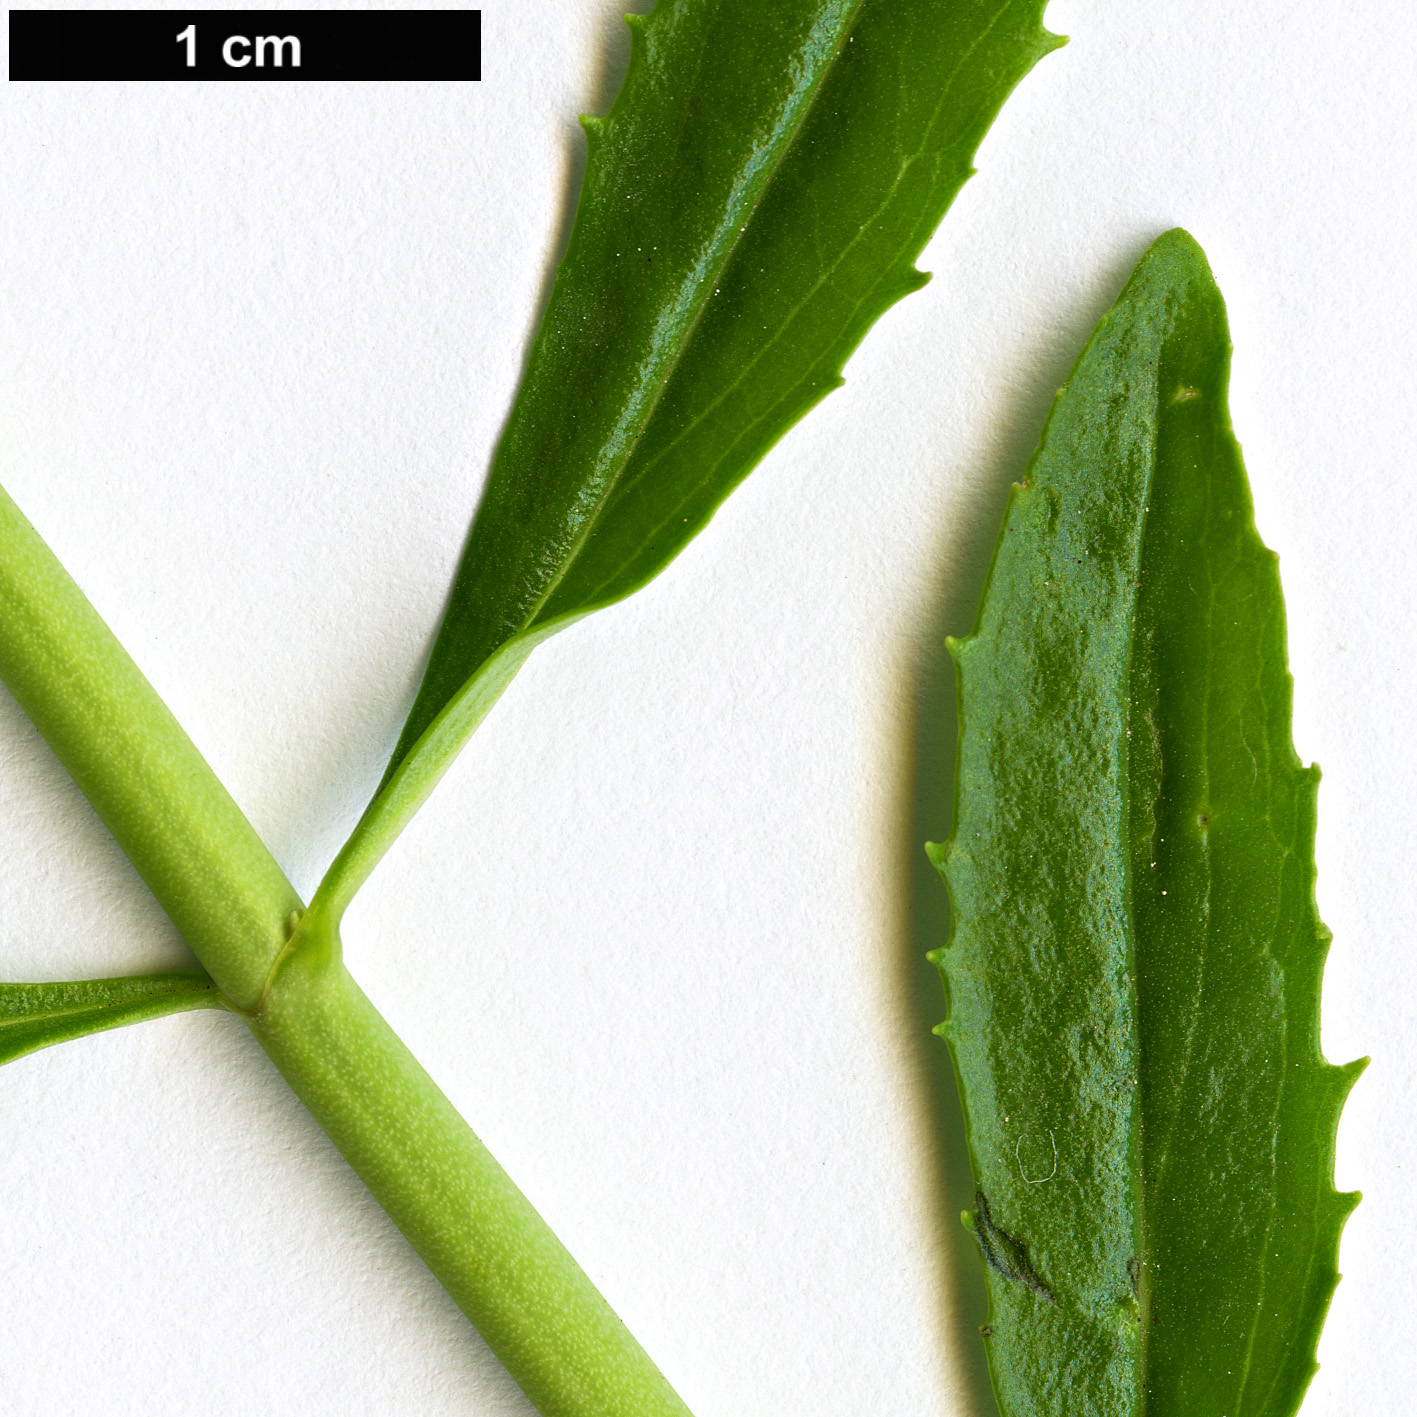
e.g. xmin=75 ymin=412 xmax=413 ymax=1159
xmin=1128 ymin=1254 xmax=1140 ymax=1297
xmin=1044 ymin=486 xmax=1061 ymax=534
xmin=967 ymin=1191 xmax=1056 ymax=1305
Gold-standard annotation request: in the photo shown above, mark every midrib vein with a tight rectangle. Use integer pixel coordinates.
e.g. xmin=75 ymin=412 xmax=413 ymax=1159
xmin=510 ymin=0 xmax=869 ymax=635
xmin=571 ymin=0 xmax=1020 ymax=594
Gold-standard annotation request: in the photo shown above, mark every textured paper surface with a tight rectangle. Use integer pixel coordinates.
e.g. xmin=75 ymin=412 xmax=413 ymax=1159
xmin=0 ymin=2 xmax=1407 ymax=1413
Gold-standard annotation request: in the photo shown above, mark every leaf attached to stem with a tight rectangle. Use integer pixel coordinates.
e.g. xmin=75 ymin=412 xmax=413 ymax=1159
xmin=316 ymin=0 xmax=1065 ymax=921
xmin=0 ymin=972 xmax=226 ymax=1067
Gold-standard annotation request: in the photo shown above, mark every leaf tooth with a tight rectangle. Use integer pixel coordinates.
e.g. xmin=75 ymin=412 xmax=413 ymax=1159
xmin=1329 ymin=1186 xmax=1363 ymax=1224
xmin=1329 ymin=1053 xmax=1369 ymax=1105
xmin=901 ymin=266 xmax=931 ymax=296
xmin=622 ymin=7 xmax=655 ymax=60
xmin=945 ymin=632 xmax=978 ymax=670
xmin=580 ymin=113 xmax=608 ymax=157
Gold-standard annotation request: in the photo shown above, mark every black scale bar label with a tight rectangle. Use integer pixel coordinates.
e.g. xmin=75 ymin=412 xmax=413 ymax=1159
xmin=9 ymin=10 xmax=480 ymax=81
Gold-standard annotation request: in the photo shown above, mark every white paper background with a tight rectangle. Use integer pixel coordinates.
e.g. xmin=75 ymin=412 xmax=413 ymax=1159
xmin=0 ymin=2 xmax=1409 ymax=1412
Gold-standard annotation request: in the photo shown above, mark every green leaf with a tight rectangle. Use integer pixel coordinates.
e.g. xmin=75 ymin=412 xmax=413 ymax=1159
xmin=0 ymin=972 xmax=226 ymax=1067
xmin=929 ymin=230 xmax=1363 ymax=1417
xmin=314 ymin=0 xmax=1064 ymax=920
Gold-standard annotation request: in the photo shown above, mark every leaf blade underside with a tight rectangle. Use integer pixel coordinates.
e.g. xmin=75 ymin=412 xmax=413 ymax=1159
xmin=316 ymin=0 xmax=1064 ymax=918
xmin=931 ymin=230 xmax=1362 ymax=1417
xmin=0 ymin=972 xmax=226 ymax=1067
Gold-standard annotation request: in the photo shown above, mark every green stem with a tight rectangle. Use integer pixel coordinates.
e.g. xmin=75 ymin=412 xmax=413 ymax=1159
xmin=255 ymin=921 xmax=692 ymax=1417
xmin=0 ymin=483 xmax=693 ymax=1417
xmin=0 ymin=484 xmax=299 ymax=1009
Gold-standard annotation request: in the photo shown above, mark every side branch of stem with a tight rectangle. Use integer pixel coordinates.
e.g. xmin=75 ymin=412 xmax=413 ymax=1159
xmin=0 ymin=480 xmax=694 ymax=1417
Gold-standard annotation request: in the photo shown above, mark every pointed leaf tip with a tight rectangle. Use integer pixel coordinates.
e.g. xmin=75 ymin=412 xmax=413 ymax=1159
xmin=936 ymin=232 xmax=1358 ymax=1416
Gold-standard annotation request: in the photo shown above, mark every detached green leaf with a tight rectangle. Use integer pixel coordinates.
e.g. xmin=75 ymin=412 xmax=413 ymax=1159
xmin=931 ymin=230 xmax=1362 ymax=1417
xmin=316 ymin=0 xmax=1063 ymax=918
xmin=0 ymin=972 xmax=226 ymax=1066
